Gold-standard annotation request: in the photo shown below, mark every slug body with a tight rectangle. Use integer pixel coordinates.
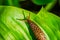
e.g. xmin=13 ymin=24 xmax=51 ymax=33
xmin=19 ymin=12 xmax=46 ymax=40
xmin=27 ymin=19 xmax=46 ymax=40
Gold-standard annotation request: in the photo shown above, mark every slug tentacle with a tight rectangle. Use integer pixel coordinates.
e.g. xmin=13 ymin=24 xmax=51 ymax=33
xmin=18 ymin=11 xmax=46 ymax=40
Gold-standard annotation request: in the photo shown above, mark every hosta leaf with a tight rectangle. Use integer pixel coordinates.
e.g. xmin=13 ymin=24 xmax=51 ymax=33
xmin=0 ymin=6 xmax=60 ymax=40
xmin=0 ymin=6 xmax=34 ymax=40
xmin=37 ymin=7 xmax=60 ymax=40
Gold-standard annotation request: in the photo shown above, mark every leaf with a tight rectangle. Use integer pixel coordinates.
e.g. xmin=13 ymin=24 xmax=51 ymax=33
xmin=0 ymin=0 xmax=20 ymax=7
xmin=0 ymin=0 xmax=3 ymax=5
xmin=0 ymin=6 xmax=34 ymax=40
xmin=32 ymin=0 xmax=54 ymax=5
xmin=0 ymin=6 xmax=60 ymax=40
xmin=37 ymin=7 xmax=60 ymax=40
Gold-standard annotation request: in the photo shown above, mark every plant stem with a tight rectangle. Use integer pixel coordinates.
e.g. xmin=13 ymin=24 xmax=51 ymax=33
xmin=44 ymin=0 xmax=57 ymax=11
xmin=37 ymin=0 xmax=57 ymax=14
xmin=3 ymin=0 xmax=13 ymax=6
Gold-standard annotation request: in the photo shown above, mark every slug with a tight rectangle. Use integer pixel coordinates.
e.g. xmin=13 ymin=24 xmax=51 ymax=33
xmin=18 ymin=11 xmax=46 ymax=40
xmin=27 ymin=19 xmax=46 ymax=40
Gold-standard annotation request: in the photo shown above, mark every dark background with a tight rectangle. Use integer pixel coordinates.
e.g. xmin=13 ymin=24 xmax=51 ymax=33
xmin=20 ymin=0 xmax=60 ymax=16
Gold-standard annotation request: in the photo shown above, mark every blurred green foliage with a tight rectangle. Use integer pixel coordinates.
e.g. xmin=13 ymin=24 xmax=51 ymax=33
xmin=32 ymin=0 xmax=54 ymax=5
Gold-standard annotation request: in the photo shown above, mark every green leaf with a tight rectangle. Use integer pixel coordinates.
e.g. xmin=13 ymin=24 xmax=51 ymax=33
xmin=0 ymin=6 xmax=60 ymax=40
xmin=0 ymin=0 xmax=20 ymax=7
xmin=0 ymin=0 xmax=3 ymax=5
xmin=0 ymin=6 xmax=33 ymax=40
xmin=32 ymin=0 xmax=54 ymax=5
xmin=37 ymin=8 xmax=60 ymax=40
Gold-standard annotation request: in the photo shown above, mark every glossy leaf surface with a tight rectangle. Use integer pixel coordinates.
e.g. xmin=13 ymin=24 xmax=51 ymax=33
xmin=0 ymin=6 xmax=60 ymax=40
